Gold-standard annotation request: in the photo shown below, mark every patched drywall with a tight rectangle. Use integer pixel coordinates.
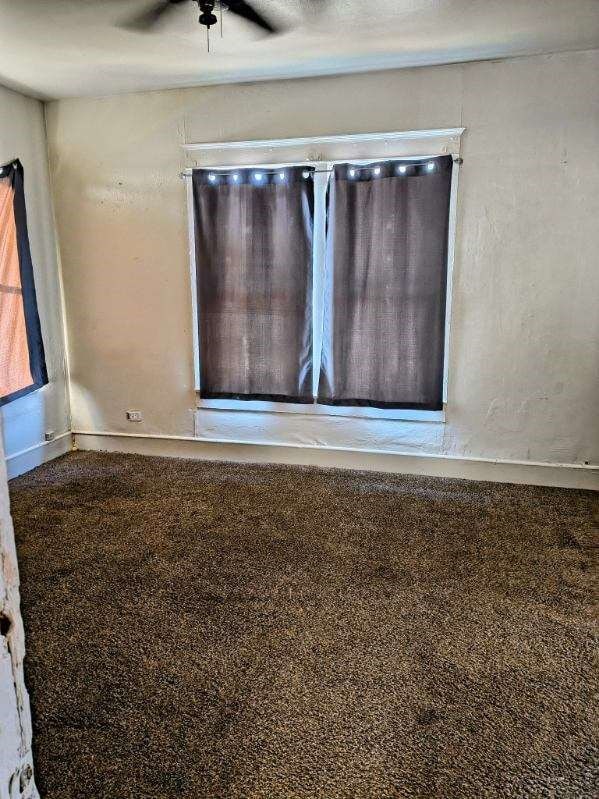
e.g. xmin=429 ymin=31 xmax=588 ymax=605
xmin=0 ymin=427 xmax=38 ymax=799
xmin=46 ymin=50 xmax=599 ymax=467
xmin=0 ymin=85 xmax=70 ymax=476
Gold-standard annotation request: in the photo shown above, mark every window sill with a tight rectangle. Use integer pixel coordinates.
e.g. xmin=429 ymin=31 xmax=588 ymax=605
xmin=196 ymin=397 xmax=445 ymax=423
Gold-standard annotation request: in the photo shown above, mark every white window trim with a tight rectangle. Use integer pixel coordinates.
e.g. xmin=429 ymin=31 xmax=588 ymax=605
xmin=183 ymin=128 xmax=464 ymax=423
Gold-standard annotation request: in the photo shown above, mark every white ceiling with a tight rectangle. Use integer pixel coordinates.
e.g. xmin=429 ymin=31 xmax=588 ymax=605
xmin=1 ymin=0 xmax=598 ymax=100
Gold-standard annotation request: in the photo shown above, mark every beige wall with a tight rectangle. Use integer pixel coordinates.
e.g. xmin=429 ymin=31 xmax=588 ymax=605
xmin=0 ymin=85 xmax=70 ymax=475
xmin=46 ymin=50 xmax=599 ymax=467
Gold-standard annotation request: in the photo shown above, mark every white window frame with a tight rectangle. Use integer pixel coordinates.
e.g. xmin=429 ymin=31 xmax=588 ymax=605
xmin=183 ymin=128 xmax=463 ymax=423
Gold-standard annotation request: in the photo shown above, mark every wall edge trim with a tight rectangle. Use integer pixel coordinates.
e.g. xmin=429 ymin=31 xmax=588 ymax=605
xmin=72 ymin=431 xmax=598 ymax=490
xmin=5 ymin=432 xmax=72 ymax=479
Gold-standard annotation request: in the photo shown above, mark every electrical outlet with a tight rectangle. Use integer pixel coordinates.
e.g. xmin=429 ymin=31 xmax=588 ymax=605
xmin=44 ymin=431 xmax=55 ymax=442
xmin=126 ymin=410 xmax=143 ymax=422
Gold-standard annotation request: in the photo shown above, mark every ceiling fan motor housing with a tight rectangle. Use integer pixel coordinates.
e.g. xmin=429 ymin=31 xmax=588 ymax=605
xmin=199 ymin=0 xmax=218 ymax=27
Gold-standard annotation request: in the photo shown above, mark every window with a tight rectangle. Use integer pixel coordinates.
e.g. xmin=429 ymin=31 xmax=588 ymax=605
xmin=186 ymin=130 xmax=461 ymax=421
xmin=0 ymin=160 xmax=47 ymax=406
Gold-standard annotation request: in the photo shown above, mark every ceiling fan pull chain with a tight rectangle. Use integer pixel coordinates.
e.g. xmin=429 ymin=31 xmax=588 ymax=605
xmin=199 ymin=0 xmax=219 ymax=51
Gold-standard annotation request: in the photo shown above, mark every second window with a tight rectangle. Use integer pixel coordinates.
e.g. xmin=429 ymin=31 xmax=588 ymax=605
xmin=191 ymin=155 xmax=454 ymax=413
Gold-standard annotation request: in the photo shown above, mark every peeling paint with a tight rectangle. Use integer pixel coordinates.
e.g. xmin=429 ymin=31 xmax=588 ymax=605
xmin=0 ymin=432 xmax=38 ymax=799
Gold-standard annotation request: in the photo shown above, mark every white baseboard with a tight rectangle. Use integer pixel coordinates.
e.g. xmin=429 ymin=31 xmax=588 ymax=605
xmin=72 ymin=431 xmax=599 ymax=491
xmin=6 ymin=432 xmax=72 ymax=479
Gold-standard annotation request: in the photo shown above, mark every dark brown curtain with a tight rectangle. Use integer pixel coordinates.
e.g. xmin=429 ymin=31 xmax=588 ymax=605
xmin=193 ymin=166 xmax=314 ymax=402
xmin=318 ymin=156 xmax=453 ymax=410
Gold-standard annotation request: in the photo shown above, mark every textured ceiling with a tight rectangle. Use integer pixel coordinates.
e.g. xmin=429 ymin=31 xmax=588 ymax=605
xmin=1 ymin=0 xmax=598 ymax=99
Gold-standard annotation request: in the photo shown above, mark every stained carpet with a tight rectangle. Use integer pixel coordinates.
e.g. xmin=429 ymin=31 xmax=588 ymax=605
xmin=8 ymin=451 xmax=599 ymax=799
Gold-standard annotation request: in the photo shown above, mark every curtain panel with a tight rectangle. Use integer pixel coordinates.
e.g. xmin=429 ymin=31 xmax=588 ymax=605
xmin=318 ymin=155 xmax=453 ymax=410
xmin=0 ymin=159 xmax=47 ymax=406
xmin=193 ymin=166 xmax=314 ymax=403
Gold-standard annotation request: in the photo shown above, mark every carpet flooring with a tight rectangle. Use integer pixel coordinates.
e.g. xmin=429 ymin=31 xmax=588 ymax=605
xmin=8 ymin=451 xmax=599 ymax=799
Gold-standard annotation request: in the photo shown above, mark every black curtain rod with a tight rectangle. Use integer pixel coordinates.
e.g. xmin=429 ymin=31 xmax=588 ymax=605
xmin=180 ymin=156 xmax=462 ymax=179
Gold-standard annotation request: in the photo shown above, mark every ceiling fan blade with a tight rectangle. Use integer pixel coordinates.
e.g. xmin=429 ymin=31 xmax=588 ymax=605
xmin=120 ymin=0 xmax=187 ymax=32
xmin=223 ymin=1 xmax=279 ymax=34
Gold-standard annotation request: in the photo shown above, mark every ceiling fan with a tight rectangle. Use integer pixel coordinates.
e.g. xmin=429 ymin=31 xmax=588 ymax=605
xmin=122 ymin=0 xmax=324 ymax=37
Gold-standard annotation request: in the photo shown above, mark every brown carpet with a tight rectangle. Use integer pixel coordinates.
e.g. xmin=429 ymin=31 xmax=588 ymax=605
xmin=9 ymin=451 xmax=599 ymax=799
